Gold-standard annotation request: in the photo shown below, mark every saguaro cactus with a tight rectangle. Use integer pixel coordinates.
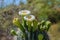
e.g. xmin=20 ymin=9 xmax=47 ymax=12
xmin=11 ymin=10 xmax=51 ymax=40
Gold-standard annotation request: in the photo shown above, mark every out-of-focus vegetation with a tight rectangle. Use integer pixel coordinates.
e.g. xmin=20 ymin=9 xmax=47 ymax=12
xmin=0 ymin=0 xmax=60 ymax=40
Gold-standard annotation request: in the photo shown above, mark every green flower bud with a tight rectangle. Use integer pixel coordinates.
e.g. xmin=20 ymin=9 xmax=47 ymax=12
xmin=38 ymin=34 xmax=43 ymax=40
xmin=10 ymin=30 xmax=17 ymax=36
xmin=13 ymin=18 xmax=25 ymax=32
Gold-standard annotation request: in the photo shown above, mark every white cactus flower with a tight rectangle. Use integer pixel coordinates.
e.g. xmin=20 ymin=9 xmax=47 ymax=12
xmin=19 ymin=10 xmax=31 ymax=16
xmin=24 ymin=15 xmax=35 ymax=21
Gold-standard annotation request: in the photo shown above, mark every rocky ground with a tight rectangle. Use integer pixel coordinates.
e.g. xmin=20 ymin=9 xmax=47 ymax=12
xmin=48 ymin=22 xmax=60 ymax=40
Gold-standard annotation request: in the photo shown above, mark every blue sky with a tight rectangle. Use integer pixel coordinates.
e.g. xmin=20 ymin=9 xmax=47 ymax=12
xmin=0 ymin=0 xmax=27 ymax=7
xmin=4 ymin=0 xmax=27 ymax=5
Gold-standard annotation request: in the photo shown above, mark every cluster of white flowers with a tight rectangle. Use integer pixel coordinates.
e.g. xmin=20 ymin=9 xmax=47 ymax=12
xmin=24 ymin=15 xmax=35 ymax=21
xmin=19 ymin=10 xmax=30 ymax=16
xmin=19 ymin=10 xmax=35 ymax=21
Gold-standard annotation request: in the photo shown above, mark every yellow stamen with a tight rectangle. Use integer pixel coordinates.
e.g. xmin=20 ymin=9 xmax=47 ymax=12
xmin=22 ymin=11 xmax=27 ymax=15
xmin=26 ymin=16 xmax=31 ymax=19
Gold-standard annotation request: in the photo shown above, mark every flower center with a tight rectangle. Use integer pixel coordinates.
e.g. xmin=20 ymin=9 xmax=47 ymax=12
xmin=26 ymin=16 xmax=31 ymax=19
xmin=22 ymin=11 xmax=26 ymax=14
xmin=22 ymin=11 xmax=27 ymax=15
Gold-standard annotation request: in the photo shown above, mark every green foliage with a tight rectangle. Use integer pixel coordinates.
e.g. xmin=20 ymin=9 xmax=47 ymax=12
xmin=27 ymin=0 xmax=60 ymax=22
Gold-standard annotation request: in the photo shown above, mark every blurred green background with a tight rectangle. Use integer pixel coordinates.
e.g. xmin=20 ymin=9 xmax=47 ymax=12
xmin=0 ymin=0 xmax=60 ymax=40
